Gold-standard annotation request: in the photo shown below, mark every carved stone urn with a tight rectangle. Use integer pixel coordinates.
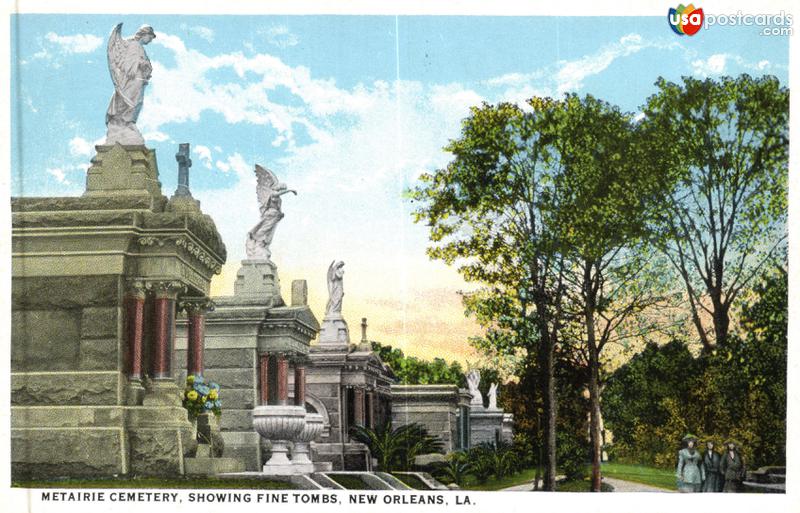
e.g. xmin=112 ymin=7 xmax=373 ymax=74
xmin=252 ymin=405 xmax=306 ymax=475
xmin=292 ymin=413 xmax=324 ymax=474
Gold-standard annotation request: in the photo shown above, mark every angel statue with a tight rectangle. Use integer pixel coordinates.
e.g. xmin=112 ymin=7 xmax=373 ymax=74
xmin=466 ymin=369 xmax=483 ymax=406
xmin=105 ymin=23 xmax=156 ymax=145
xmin=488 ymin=383 xmax=499 ymax=410
xmin=246 ymin=165 xmax=297 ymax=259
xmin=325 ymin=261 xmax=345 ymax=317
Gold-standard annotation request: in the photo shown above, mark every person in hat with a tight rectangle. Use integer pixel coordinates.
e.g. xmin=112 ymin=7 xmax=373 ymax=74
xmin=676 ymin=434 xmax=705 ymax=492
xmin=720 ymin=440 xmax=746 ymax=492
xmin=701 ymin=440 xmax=723 ymax=492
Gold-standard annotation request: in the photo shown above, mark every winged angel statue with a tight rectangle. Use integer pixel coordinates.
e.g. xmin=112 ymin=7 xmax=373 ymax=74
xmin=246 ymin=165 xmax=297 ymax=259
xmin=325 ymin=261 xmax=345 ymax=316
xmin=105 ymin=23 xmax=156 ymax=145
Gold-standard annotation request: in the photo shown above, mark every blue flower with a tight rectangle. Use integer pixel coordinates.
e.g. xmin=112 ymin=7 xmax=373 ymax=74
xmin=204 ymin=401 xmax=214 ymax=410
xmin=195 ymin=384 xmax=211 ymax=396
xmin=214 ymin=399 xmax=221 ymax=408
xmin=210 ymin=382 xmax=220 ymax=391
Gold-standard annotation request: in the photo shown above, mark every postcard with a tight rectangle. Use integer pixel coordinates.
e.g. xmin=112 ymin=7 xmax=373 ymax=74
xmin=2 ymin=1 xmax=797 ymax=512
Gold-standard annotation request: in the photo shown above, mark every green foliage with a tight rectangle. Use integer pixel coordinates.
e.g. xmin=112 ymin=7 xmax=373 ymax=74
xmin=642 ymin=74 xmax=788 ymax=349
xmin=436 ymin=451 xmax=471 ymax=486
xmin=349 ymin=421 xmax=443 ymax=472
xmin=604 ymin=265 xmax=787 ymax=469
xmin=371 ymin=341 xmax=466 ymax=387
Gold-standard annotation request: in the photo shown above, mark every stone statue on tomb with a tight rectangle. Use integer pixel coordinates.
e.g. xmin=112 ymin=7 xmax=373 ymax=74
xmin=466 ymin=369 xmax=483 ymax=407
xmin=105 ymin=23 xmax=156 ymax=145
xmin=246 ymin=165 xmax=297 ymax=259
xmin=488 ymin=383 xmax=499 ymax=410
xmin=325 ymin=261 xmax=345 ymax=316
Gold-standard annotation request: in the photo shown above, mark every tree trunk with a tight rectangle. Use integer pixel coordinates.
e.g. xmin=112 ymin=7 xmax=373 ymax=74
xmin=537 ymin=321 xmax=557 ymax=491
xmin=584 ymin=263 xmax=602 ymax=492
xmin=587 ymin=344 xmax=602 ymax=492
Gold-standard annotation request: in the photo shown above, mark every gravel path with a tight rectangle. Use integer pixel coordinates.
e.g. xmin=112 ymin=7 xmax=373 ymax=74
xmin=601 ymin=477 xmax=674 ymax=492
xmin=501 ymin=477 xmax=674 ymax=492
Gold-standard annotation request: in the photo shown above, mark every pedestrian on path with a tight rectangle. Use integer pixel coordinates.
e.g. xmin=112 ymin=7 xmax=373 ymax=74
xmin=676 ymin=434 xmax=704 ymax=492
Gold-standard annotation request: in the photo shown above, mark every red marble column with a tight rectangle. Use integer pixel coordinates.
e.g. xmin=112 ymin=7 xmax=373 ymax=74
xmin=183 ymin=299 xmax=212 ymax=378
xmin=150 ymin=282 xmax=181 ymax=379
xmin=187 ymin=312 xmax=204 ymax=376
xmin=294 ymin=365 xmax=306 ymax=407
xmin=354 ymin=388 xmax=365 ymax=427
xmin=125 ymin=283 xmax=146 ymax=380
xmin=258 ymin=354 xmax=270 ymax=405
xmin=276 ymin=355 xmax=289 ymax=405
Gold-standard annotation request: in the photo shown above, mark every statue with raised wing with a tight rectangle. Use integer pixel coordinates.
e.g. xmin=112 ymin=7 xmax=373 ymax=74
xmin=105 ymin=23 xmax=156 ymax=145
xmin=488 ymin=383 xmax=499 ymax=410
xmin=466 ymin=369 xmax=483 ymax=407
xmin=246 ymin=165 xmax=297 ymax=259
xmin=325 ymin=261 xmax=345 ymax=316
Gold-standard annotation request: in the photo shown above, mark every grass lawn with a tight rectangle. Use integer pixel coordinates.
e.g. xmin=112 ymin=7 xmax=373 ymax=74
xmin=327 ymin=474 xmax=369 ymax=490
xmin=599 ymin=462 xmax=675 ymax=490
xmin=392 ymin=473 xmax=430 ymax=490
xmin=13 ymin=477 xmax=294 ymax=489
xmin=460 ymin=467 xmax=538 ymax=491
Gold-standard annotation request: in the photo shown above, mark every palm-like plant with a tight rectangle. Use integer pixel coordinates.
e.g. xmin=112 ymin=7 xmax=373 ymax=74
xmin=350 ymin=421 xmax=443 ymax=472
xmin=437 ymin=451 xmax=470 ymax=486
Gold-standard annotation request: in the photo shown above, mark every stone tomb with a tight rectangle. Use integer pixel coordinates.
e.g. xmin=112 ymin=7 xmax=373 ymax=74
xmin=176 ymin=259 xmax=320 ymax=472
xmin=303 ymin=318 xmax=395 ymax=470
xmin=11 ymin=143 xmax=226 ymax=479
xmin=391 ymin=385 xmax=472 ymax=453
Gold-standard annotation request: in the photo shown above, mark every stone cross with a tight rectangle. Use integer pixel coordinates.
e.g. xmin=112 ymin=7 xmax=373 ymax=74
xmin=175 ymin=143 xmax=192 ymax=197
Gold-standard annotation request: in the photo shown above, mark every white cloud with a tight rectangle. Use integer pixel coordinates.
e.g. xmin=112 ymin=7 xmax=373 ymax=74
xmin=68 ymin=136 xmax=92 ymax=157
xmin=690 ymin=53 xmax=784 ymax=78
xmin=144 ymin=131 xmax=170 ymax=142
xmin=264 ymin=25 xmax=299 ymax=48
xmin=187 ymin=25 xmax=215 ymax=43
xmin=691 ymin=53 xmax=729 ymax=77
xmin=487 ymin=34 xmax=678 ymax=102
xmin=44 ymin=32 xmax=103 ymax=54
xmin=46 ymin=167 xmax=69 ymax=184
xmin=194 ymin=145 xmax=214 ymax=169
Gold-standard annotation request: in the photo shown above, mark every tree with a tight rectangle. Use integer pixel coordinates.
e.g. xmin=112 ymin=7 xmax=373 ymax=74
xmin=411 ymin=98 xmax=570 ymax=490
xmin=642 ymin=75 xmax=788 ymax=351
xmin=552 ymin=94 xmax=674 ymax=491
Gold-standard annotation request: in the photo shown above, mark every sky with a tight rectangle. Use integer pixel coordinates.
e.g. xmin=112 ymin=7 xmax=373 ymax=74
xmin=9 ymin=14 xmax=789 ymax=364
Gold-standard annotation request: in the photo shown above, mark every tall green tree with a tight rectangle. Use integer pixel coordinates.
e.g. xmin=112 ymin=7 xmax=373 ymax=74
xmin=552 ymin=94 xmax=673 ymax=491
xmin=642 ymin=74 xmax=788 ymax=351
xmin=411 ymin=98 xmax=569 ymax=490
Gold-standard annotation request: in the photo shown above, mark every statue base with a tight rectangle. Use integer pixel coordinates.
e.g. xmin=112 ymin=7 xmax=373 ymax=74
xmin=232 ymin=259 xmax=284 ymax=306
xmin=84 ymin=144 xmax=163 ymax=205
xmin=318 ymin=314 xmax=350 ymax=347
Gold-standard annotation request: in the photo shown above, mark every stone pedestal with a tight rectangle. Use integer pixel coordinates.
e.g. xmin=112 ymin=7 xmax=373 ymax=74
xmin=253 ymin=405 xmax=307 ymax=476
xmin=293 ymin=413 xmax=324 ymax=474
xmin=233 ymin=260 xmax=283 ymax=306
xmin=469 ymin=406 xmax=505 ymax=447
xmin=318 ymin=314 xmax=350 ymax=347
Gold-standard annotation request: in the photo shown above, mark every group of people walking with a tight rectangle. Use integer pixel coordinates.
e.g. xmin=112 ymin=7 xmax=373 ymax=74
xmin=676 ymin=435 xmax=746 ymax=492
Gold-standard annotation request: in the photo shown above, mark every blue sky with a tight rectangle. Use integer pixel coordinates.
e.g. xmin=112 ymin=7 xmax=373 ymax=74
xmin=10 ymin=14 xmax=789 ymax=362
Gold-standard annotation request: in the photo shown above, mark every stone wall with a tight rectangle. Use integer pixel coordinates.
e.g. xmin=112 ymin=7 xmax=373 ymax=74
xmin=391 ymin=384 xmax=469 ymax=453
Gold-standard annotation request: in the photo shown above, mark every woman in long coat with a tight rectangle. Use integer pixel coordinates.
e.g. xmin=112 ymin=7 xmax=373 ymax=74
xmin=720 ymin=440 xmax=746 ymax=492
xmin=676 ymin=435 xmax=705 ymax=492
xmin=701 ymin=441 xmax=723 ymax=492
